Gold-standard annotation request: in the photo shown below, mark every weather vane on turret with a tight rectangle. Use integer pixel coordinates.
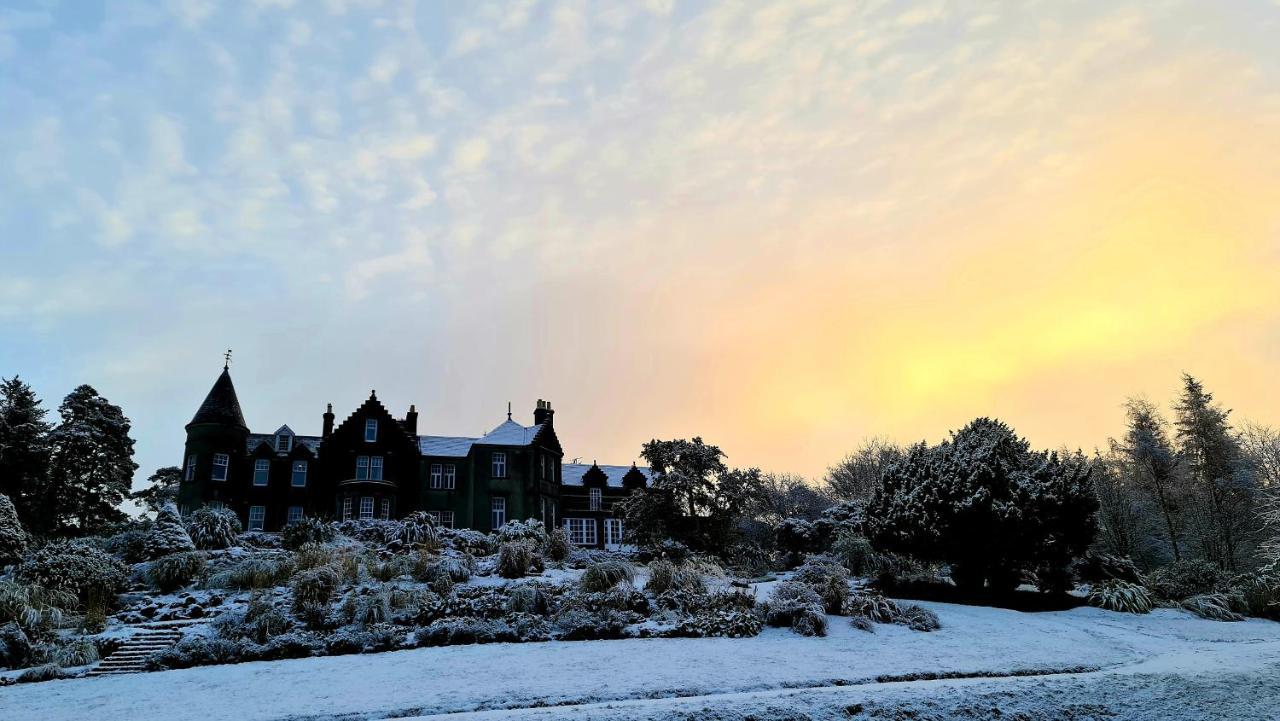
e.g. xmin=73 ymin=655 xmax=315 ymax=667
xmin=223 ymin=348 xmax=232 ymax=370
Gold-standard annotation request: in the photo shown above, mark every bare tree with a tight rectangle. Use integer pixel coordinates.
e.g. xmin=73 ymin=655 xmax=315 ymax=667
xmin=753 ymin=472 xmax=832 ymax=524
xmin=823 ymin=437 xmax=903 ymax=501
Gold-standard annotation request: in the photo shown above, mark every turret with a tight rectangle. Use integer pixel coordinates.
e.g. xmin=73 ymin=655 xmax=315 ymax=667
xmin=179 ymin=366 xmax=251 ymax=511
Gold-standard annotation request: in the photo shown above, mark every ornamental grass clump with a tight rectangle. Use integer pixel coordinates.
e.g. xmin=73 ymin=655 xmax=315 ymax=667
xmin=186 ymin=507 xmax=242 ymax=550
xmin=644 ymin=560 xmax=705 ymax=595
xmin=281 ymin=518 xmax=337 ymax=551
xmin=214 ymin=556 xmax=296 ymax=590
xmin=581 ymin=560 xmax=634 ymax=593
xmin=1181 ymin=593 xmax=1244 ymax=622
xmin=765 ymin=580 xmax=828 ymax=636
xmin=793 ymin=558 xmax=852 ymax=614
xmin=1087 ymin=580 xmax=1154 ymax=614
xmin=146 ymin=551 xmax=206 ymax=593
xmin=498 ymin=542 xmax=542 ymax=579
xmin=291 ymin=566 xmax=340 ymax=615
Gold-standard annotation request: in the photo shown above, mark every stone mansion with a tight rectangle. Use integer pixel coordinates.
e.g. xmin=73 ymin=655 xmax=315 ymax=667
xmin=176 ymin=366 xmax=650 ymax=548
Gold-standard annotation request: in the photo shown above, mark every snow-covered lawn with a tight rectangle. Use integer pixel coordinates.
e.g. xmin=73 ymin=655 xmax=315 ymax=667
xmin=4 ymin=602 xmax=1278 ymax=721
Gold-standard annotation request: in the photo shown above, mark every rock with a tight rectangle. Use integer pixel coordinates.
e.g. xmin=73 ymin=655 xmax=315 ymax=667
xmin=208 ymin=594 xmax=224 ymax=606
xmin=0 ymin=622 xmax=31 ymax=669
xmin=188 ymin=604 xmax=205 ymax=618
xmin=139 ymin=605 xmax=158 ymax=619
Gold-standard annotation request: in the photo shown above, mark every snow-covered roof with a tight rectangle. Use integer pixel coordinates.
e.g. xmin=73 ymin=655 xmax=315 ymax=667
xmin=561 ymin=463 xmax=653 ymax=487
xmin=476 ymin=419 xmax=545 ymax=446
xmin=247 ymin=433 xmax=321 ymax=454
xmin=419 ymin=435 xmax=478 ymax=457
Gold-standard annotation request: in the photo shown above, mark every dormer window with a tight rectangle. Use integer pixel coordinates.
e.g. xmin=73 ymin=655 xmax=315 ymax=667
xmin=364 ymin=419 xmax=378 ymax=442
xmin=276 ymin=433 xmax=292 ymax=453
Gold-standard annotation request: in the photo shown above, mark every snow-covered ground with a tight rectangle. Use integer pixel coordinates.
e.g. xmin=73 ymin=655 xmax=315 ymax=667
xmin=4 ymin=602 xmax=1278 ymax=721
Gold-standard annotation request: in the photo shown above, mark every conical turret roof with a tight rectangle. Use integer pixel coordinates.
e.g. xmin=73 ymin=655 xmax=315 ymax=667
xmin=187 ymin=368 xmax=248 ymax=430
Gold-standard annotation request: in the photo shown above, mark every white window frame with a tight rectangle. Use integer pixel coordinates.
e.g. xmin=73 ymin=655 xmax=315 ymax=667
xmin=605 ymin=518 xmax=624 ymax=546
xmin=253 ymin=459 xmax=269 ymax=486
xmin=291 ymin=461 xmax=308 ymax=487
xmin=276 ymin=434 xmax=292 ymax=453
xmin=441 ymin=464 xmax=456 ymax=490
xmin=491 ymin=496 xmax=506 ymax=529
xmin=364 ymin=419 xmax=378 ymax=442
xmin=342 ymin=497 xmax=352 ymax=521
xmin=380 ymin=498 xmax=391 ymax=520
xmin=185 ymin=454 xmax=197 ymax=481
xmin=248 ymin=505 xmax=266 ymax=531
xmin=589 ymin=487 xmax=602 ymax=511
xmin=564 ymin=518 xmax=596 ymax=545
xmin=430 ymin=463 xmax=443 ymax=489
xmin=359 ymin=496 xmax=374 ymax=520
xmin=427 ymin=510 xmax=455 ymax=529
xmin=287 ymin=506 xmax=304 ymax=525
xmin=212 ymin=453 xmax=229 ymax=481
xmin=492 ymin=452 xmax=507 ymax=478
xmin=356 ymin=455 xmax=369 ymax=480
xmin=370 ymin=456 xmax=383 ymax=481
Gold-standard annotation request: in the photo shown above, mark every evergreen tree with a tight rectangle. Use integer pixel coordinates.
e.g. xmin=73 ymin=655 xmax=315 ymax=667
xmin=0 ymin=376 xmax=52 ymax=524
xmin=1113 ymin=398 xmax=1186 ymax=561
xmin=0 ymin=493 xmax=27 ymax=565
xmin=146 ymin=503 xmax=195 ymax=558
xmin=132 ymin=466 xmax=182 ymax=513
xmin=1173 ymin=374 xmax=1258 ymax=570
xmin=37 ymin=385 xmax=138 ymax=536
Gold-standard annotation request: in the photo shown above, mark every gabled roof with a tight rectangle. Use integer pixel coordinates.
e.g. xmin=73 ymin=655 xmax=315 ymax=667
xmin=188 ymin=368 xmax=248 ymax=430
xmin=477 ymin=419 xmax=545 ymax=446
xmin=247 ymin=433 xmax=321 ymax=455
xmin=419 ymin=435 xmax=478 ymax=457
xmin=562 ymin=462 xmax=653 ymax=488
xmin=274 ymin=424 xmax=294 ymax=436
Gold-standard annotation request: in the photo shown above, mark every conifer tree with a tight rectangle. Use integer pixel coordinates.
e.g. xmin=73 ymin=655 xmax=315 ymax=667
xmin=0 ymin=376 xmax=52 ymax=524
xmin=37 ymin=385 xmax=138 ymax=536
xmin=1113 ymin=398 xmax=1186 ymax=561
xmin=147 ymin=503 xmax=195 ymax=558
xmin=132 ymin=466 xmax=182 ymax=513
xmin=0 ymin=493 xmax=27 ymax=565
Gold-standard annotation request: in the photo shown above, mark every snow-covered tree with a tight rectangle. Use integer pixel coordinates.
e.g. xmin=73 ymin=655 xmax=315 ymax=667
xmin=823 ymin=437 xmax=903 ymax=502
xmin=36 ymin=385 xmax=137 ymax=536
xmin=0 ymin=376 xmax=52 ymax=524
xmin=186 ymin=506 xmax=241 ymax=550
xmin=147 ymin=503 xmax=195 ymax=558
xmin=865 ymin=418 xmax=1098 ymax=594
xmin=1112 ymin=397 xmax=1187 ymax=561
xmin=132 ymin=466 xmax=182 ymax=513
xmin=0 ymin=493 xmax=27 ymax=565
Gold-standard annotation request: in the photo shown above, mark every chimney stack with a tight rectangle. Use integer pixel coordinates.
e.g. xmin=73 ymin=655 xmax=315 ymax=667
xmin=533 ymin=399 xmax=554 ymax=426
xmin=323 ymin=403 xmax=334 ymax=438
xmin=405 ymin=404 xmax=418 ymax=435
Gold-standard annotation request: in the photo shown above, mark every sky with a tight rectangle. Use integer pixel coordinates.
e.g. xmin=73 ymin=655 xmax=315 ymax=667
xmin=2 ymin=0 xmax=1280 ymax=491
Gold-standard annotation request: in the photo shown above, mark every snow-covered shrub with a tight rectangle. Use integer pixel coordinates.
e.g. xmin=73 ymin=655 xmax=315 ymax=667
xmin=553 ymin=608 xmax=631 ymax=641
xmin=212 ymin=556 xmax=296 ymax=590
xmin=1227 ymin=571 xmax=1279 ymax=619
xmin=417 ymin=555 xmax=473 ymax=590
xmin=644 ymin=560 xmax=706 ymax=595
xmin=0 ymin=580 xmax=75 ymax=638
xmin=793 ymin=558 xmax=852 ymax=614
xmin=849 ymin=615 xmax=875 ymax=633
xmin=1087 ymin=580 xmax=1154 ymax=614
xmin=258 ymin=631 xmax=321 ymax=660
xmin=562 ymin=586 xmax=650 ymax=617
xmin=864 ymin=419 xmax=1096 ymax=594
xmin=1181 ymin=593 xmax=1244 ymax=622
xmin=368 ymin=555 xmax=406 ymax=582
xmin=343 ymin=587 xmax=392 ymax=626
xmin=145 ymin=551 xmax=206 ymax=593
xmin=764 ymin=581 xmax=827 ymax=636
xmin=673 ymin=607 xmax=763 ymax=638
xmin=498 ymin=542 xmax=542 ymax=579
xmin=1150 ymin=560 xmax=1226 ymax=601
xmin=17 ymin=541 xmax=129 ymax=605
xmin=441 ymin=528 xmax=493 ymax=556
xmin=831 ymin=534 xmax=877 ymax=577
xmin=324 ymin=625 xmax=399 ymax=655
xmin=775 ymin=518 xmax=822 ymax=557
xmin=581 ymin=560 xmax=634 ymax=592
xmin=291 ymin=566 xmax=340 ymax=616
xmin=0 ymin=621 xmax=33 ymax=668
xmin=547 ymin=527 xmax=570 ymax=562
xmin=146 ymin=504 xmax=196 ymax=559
xmin=215 ymin=595 xmax=292 ymax=644
xmin=0 ymin=494 xmax=28 ymax=565
xmin=844 ymin=590 xmax=899 ymax=623
xmin=496 ymin=518 xmax=548 ymax=550
xmin=53 ymin=636 xmax=98 ymax=667
xmin=896 ymin=603 xmax=941 ymax=631
xmin=505 ymin=584 xmax=551 ymax=615
xmin=186 ymin=507 xmax=242 ymax=550
xmin=395 ymin=512 xmax=441 ymax=549
xmin=415 ymin=617 xmax=522 ymax=647
xmin=425 ymin=585 xmax=510 ymax=621
xmin=100 ymin=528 xmax=151 ymax=564
xmin=637 ymin=538 xmax=691 ymax=564
xmin=1072 ymin=553 xmax=1145 ymax=586
xmin=16 ymin=663 xmax=63 ymax=683
xmin=293 ymin=543 xmax=338 ymax=572
xmin=723 ymin=541 xmax=772 ymax=577
xmin=282 ymin=517 xmax=337 ymax=550
xmin=148 ymin=636 xmax=254 ymax=670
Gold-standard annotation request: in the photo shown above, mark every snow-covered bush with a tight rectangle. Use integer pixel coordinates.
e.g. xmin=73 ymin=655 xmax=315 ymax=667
xmin=764 ymin=581 xmax=827 ymax=636
xmin=395 ymin=512 xmax=441 ymax=549
xmin=496 ymin=518 xmax=548 ymax=550
xmin=291 ymin=566 xmax=340 ymax=615
xmin=53 ymin=636 xmax=98 ymax=666
xmin=16 ymin=541 xmax=128 ymax=605
xmin=831 ymin=534 xmax=877 ymax=577
xmin=282 ymin=517 xmax=337 ymax=550
xmin=505 ymin=584 xmax=551 ymax=615
xmin=562 ymin=586 xmax=650 ymax=617
xmin=1181 ymin=593 xmax=1244 ymax=622
xmin=215 ymin=595 xmax=292 ymax=644
xmin=850 ymin=615 xmax=875 ymax=633
xmin=416 ymin=555 xmax=474 ymax=592
xmin=775 ymin=518 xmax=822 ymax=557
xmin=16 ymin=663 xmax=63 ymax=683
xmin=636 ymin=538 xmax=691 ymax=564
xmin=547 ymin=527 xmax=570 ymax=562
xmin=552 ymin=608 xmax=631 ymax=641
xmin=294 ymin=543 xmax=338 ymax=571
xmin=415 ymin=617 xmax=524 ymax=646
xmin=325 ymin=625 xmax=399 ymax=655
xmin=1149 ymin=560 xmax=1226 ymax=601
xmin=673 ymin=607 xmax=763 ymax=638
xmin=343 ymin=588 xmax=392 ymax=626
xmin=1227 ymin=571 xmax=1279 ymax=619
xmin=896 ymin=603 xmax=941 ymax=631
xmin=793 ymin=558 xmax=851 ymax=614
xmin=100 ymin=528 xmax=151 ymax=564
xmin=1072 ymin=552 xmax=1145 ymax=585
xmin=581 ymin=560 xmax=634 ymax=592
xmin=842 ymin=590 xmax=939 ymax=631
xmin=441 ymin=528 xmax=494 ymax=556
xmin=146 ymin=504 xmax=196 ymax=559
xmin=0 ymin=494 xmax=28 ymax=565
xmin=645 ymin=560 xmax=705 ymax=595
xmin=148 ymin=636 xmax=255 ymax=670
xmin=0 ymin=580 xmax=75 ymax=639
xmin=186 ymin=507 xmax=242 ymax=550
xmin=145 ymin=551 xmax=206 ymax=593
xmin=238 ymin=531 xmax=283 ymax=549
xmin=258 ymin=631 xmax=321 ymax=660
xmin=211 ymin=556 xmax=296 ymax=590
xmin=1087 ymin=580 xmax=1154 ymax=614
xmin=498 ymin=541 xmax=542 ymax=579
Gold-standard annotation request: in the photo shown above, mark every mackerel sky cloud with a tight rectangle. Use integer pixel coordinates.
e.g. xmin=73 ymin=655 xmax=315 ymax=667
xmin=2 ymin=0 xmax=1280 ymax=487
